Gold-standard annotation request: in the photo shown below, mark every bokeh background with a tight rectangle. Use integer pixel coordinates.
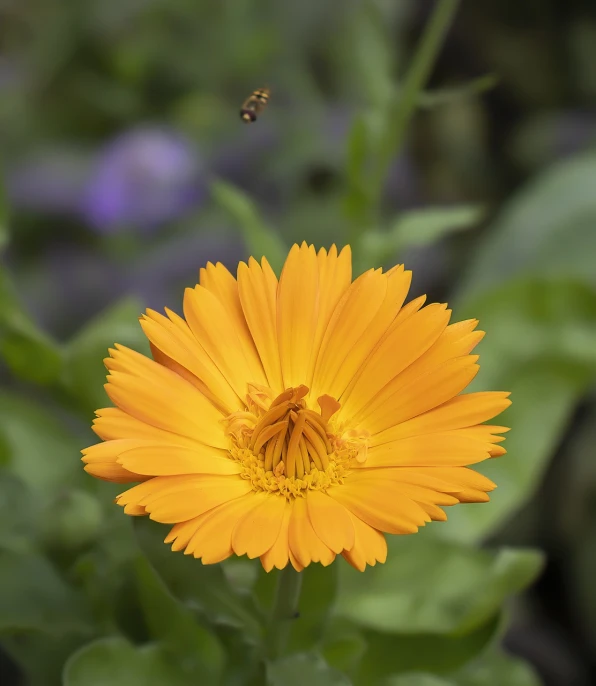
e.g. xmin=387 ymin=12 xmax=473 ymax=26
xmin=1 ymin=0 xmax=596 ymax=685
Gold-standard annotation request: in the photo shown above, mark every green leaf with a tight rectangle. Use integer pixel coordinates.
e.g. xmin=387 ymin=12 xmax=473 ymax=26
xmin=0 ymin=269 xmax=63 ymax=385
xmin=384 ymin=675 xmax=453 ymax=686
xmin=135 ymin=557 xmax=225 ymax=684
xmin=63 ymin=297 xmax=148 ymax=415
xmin=457 ymin=151 xmax=596 ymax=298
xmin=361 ymin=205 xmax=483 ymax=263
xmin=211 ymin=179 xmax=286 ymax=273
xmin=0 ymin=549 xmax=92 ymax=633
xmin=0 ymin=172 xmax=8 ymax=251
xmin=134 ymin=517 xmax=262 ymax=640
xmin=0 ymin=471 xmax=37 ymax=551
xmin=288 ymin=563 xmax=338 ymax=651
xmin=63 ymin=637 xmax=198 ymax=686
xmin=267 ymin=652 xmax=352 ymax=686
xmin=335 ymin=538 xmax=543 ymax=635
xmin=355 ymin=615 xmax=501 ymax=684
xmin=437 ymin=278 xmax=596 ymax=543
xmin=321 ymin=620 xmax=368 ymax=676
xmin=0 ymin=391 xmax=83 ymax=498
xmin=454 ymin=648 xmax=542 ymax=686
xmin=254 ymin=563 xmax=339 ymax=652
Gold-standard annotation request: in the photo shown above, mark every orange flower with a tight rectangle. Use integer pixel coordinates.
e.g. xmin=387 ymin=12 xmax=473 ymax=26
xmin=82 ymin=243 xmax=510 ymax=571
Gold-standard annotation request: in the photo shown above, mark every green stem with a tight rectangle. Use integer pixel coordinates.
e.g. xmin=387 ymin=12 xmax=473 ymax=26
xmin=371 ymin=0 xmax=461 ymax=199
xmin=264 ymin=566 xmax=303 ymax=659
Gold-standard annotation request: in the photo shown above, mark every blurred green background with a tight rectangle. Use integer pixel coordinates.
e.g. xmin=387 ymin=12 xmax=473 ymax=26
xmin=1 ymin=0 xmax=596 ymax=684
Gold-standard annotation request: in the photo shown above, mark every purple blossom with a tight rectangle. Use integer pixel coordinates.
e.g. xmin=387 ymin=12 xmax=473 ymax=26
xmin=82 ymin=127 xmax=204 ymax=233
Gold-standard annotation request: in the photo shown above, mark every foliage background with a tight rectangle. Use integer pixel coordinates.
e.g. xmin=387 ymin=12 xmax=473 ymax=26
xmin=1 ymin=0 xmax=596 ymax=684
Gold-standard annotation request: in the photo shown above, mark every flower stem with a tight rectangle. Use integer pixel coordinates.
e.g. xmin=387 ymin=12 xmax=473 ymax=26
xmin=372 ymin=0 xmax=461 ymax=195
xmin=265 ymin=566 xmax=303 ymax=660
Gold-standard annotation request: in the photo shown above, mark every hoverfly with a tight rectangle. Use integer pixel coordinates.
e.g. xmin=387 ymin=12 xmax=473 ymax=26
xmin=240 ymin=87 xmax=270 ymax=123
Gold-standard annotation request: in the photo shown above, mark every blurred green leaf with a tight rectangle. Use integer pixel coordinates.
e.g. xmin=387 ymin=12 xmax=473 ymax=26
xmin=439 ymin=278 xmax=596 ymax=543
xmin=360 ymin=205 xmax=484 ymax=264
xmin=322 ymin=620 xmax=368 ymax=676
xmin=63 ymin=297 xmax=148 ymax=414
xmin=416 ymin=74 xmax=499 ymax=110
xmin=0 ymin=549 xmax=91 ymax=633
xmin=335 ymin=538 xmax=542 ymax=635
xmin=0 ymin=472 xmax=36 ymax=551
xmin=288 ymin=564 xmax=338 ymax=651
xmin=0 ymin=269 xmax=63 ymax=385
xmin=2 ymin=631 xmax=90 ymax=686
xmin=384 ymin=675 xmax=452 ymax=686
xmin=135 ymin=557 xmax=225 ymax=685
xmin=382 ymin=648 xmax=542 ymax=686
xmin=63 ymin=636 xmax=196 ymax=686
xmin=0 ymin=173 xmax=8 ymax=250
xmin=211 ymin=179 xmax=287 ymax=273
xmin=458 ymin=151 xmax=596 ymax=298
xmin=454 ymin=648 xmax=542 ymax=685
xmin=0 ymin=391 xmax=82 ymax=497
xmin=355 ymin=615 xmax=501 ymax=684
xmin=267 ymin=652 xmax=352 ymax=686
xmin=134 ymin=517 xmax=262 ymax=640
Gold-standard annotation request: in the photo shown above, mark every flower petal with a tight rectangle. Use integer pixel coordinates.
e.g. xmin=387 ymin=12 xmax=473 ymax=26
xmin=372 ymin=391 xmax=511 ymax=445
xmin=199 ymin=261 xmax=267 ymax=387
xmin=117 ymin=444 xmax=241 ymax=476
xmin=260 ymin=499 xmax=292 ymax=571
xmin=360 ymin=432 xmax=494 ymax=468
xmin=277 ymin=243 xmax=320 ymax=389
xmin=183 ymin=285 xmax=267 ymax=399
xmin=105 ymin=367 xmax=227 ymax=449
xmin=341 ymin=512 xmax=387 ymax=571
xmin=237 ymin=257 xmax=284 ymax=394
xmin=232 ymin=492 xmax=288 ymax=558
xmin=116 ymin=475 xmax=252 ymax=523
xmin=329 ymin=479 xmax=430 ymax=534
xmin=306 ymin=490 xmax=355 ymax=553
xmin=340 ymin=302 xmax=450 ymax=420
xmin=289 ymin=496 xmax=335 ymax=567
xmin=310 ymin=269 xmax=388 ymax=400
xmin=141 ymin=309 xmax=241 ymax=413
xmin=357 ymin=356 xmax=480 ymax=434
xmin=185 ymin=495 xmax=256 ymax=563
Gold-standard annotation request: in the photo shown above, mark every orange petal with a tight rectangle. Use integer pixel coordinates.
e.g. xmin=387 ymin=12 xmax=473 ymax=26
xmin=105 ymin=368 xmax=227 ymax=448
xmin=117 ymin=444 xmax=241 ymax=476
xmin=362 ymin=433 xmax=494 ymax=468
xmin=306 ymin=490 xmax=355 ymax=554
xmin=341 ymin=512 xmax=387 ymax=571
xmin=185 ymin=495 xmax=256 ymax=563
xmin=276 ymin=243 xmax=319 ymax=389
xmin=141 ymin=309 xmax=240 ymax=413
xmin=260 ymin=499 xmax=292 ymax=571
xmin=237 ymin=257 xmax=284 ymax=394
xmin=327 ymin=266 xmax=413 ymax=403
xmin=340 ymin=302 xmax=450 ymax=420
xmin=372 ymin=391 xmax=511 ymax=445
xmin=358 ymin=356 xmax=480 ymax=434
xmin=329 ymin=479 xmax=429 ymax=535
xmin=289 ymin=496 xmax=335 ymax=567
xmin=232 ymin=493 xmax=287 ymax=559
xmin=305 ymin=245 xmax=353 ymax=387
xmin=310 ymin=269 xmax=387 ymax=400
xmin=183 ymin=285 xmax=267 ymax=399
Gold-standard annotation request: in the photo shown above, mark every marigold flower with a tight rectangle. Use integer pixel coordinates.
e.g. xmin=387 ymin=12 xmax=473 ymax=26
xmin=82 ymin=243 xmax=510 ymax=571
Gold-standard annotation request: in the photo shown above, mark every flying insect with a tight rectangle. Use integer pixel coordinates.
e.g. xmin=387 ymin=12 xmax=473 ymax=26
xmin=240 ymin=87 xmax=270 ymax=123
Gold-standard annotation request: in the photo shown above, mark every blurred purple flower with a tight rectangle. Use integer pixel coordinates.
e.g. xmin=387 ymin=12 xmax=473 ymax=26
xmin=82 ymin=127 xmax=204 ymax=233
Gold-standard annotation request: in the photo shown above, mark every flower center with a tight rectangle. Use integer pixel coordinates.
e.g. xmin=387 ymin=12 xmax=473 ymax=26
xmin=223 ymin=385 xmax=369 ymax=499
